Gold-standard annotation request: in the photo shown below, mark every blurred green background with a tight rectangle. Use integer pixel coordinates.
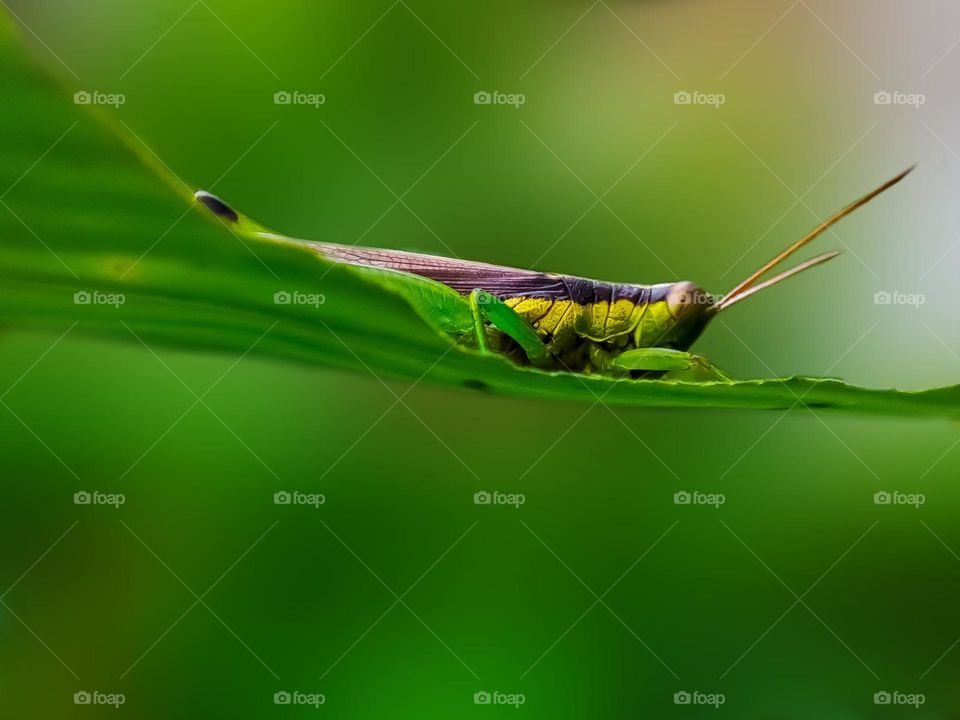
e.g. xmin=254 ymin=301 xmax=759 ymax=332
xmin=2 ymin=0 xmax=960 ymax=717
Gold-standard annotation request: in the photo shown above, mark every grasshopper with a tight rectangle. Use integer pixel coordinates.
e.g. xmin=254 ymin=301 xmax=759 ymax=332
xmin=197 ymin=168 xmax=911 ymax=380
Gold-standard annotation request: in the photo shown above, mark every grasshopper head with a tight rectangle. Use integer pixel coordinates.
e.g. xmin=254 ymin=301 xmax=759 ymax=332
xmin=663 ymin=280 xmax=717 ymax=349
xmin=633 ymin=281 xmax=717 ymax=351
xmin=667 ymin=281 xmax=716 ymax=319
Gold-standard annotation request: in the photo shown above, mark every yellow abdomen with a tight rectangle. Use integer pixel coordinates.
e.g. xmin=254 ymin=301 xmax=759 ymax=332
xmin=504 ymin=296 xmax=645 ymax=352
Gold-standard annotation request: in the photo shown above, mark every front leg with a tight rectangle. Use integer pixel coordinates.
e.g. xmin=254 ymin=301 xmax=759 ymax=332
xmin=612 ymin=348 xmax=731 ymax=381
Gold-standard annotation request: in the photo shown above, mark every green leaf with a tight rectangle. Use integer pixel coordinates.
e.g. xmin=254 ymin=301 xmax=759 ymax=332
xmin=1 ymin=14 xmax=959 ymax=419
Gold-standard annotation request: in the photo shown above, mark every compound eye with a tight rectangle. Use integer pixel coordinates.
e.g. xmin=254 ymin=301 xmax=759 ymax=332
xmin=667 ymin=281 xmax=703 ymax=317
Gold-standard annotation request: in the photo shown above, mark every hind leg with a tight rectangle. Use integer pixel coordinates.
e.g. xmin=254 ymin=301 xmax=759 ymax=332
xmin=468 ymin=289 xmax=551 ymax=367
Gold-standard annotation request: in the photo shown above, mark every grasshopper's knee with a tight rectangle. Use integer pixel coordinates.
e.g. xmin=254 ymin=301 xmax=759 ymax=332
xmin=467 ymin=289 xmax=491 ymax=353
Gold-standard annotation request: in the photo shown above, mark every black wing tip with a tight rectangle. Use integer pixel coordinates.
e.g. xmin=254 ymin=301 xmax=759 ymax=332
xmin=195 ymin=190 xmax=239 ymax=223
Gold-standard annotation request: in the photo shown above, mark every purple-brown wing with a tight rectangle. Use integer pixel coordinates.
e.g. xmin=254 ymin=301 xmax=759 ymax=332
xmin=310 ymin=241 xmax=576 ymax=299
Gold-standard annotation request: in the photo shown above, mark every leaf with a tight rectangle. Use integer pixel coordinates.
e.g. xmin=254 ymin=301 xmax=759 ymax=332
xmin=1 ymin=14 xmax=959 ymax=419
